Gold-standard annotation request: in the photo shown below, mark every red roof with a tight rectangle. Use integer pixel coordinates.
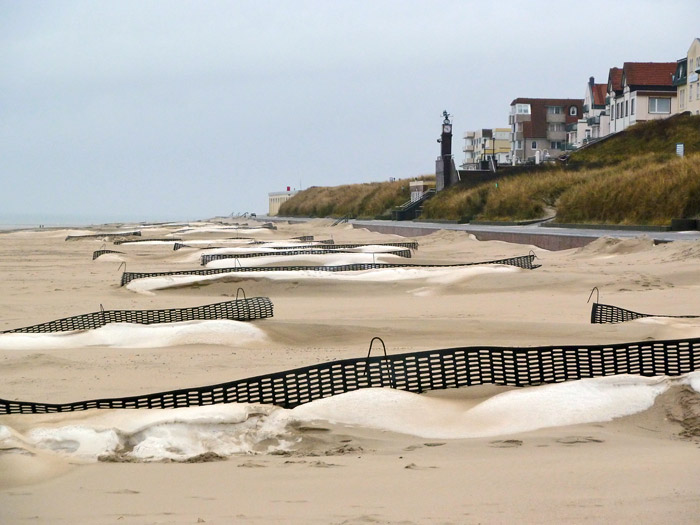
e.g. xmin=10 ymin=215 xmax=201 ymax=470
xmin=608 ymin=67 xmax=623 ymax=92
xmin=622 ymin=62 xmax=676 ymax=87
xmin=592 ymin=84 xmax=607 ymax=106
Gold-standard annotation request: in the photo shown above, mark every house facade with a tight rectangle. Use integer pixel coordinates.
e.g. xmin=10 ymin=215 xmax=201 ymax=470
xmin=606 ymin=67 xmax=624 ymax=133
xmin=607 ymin=62 xmax=677 ymax=133
xmin=509 ymin=98 xmax=583 ymax=163
xmin=673 ymin=57 xmax=688 ymax=113
xmin=581 ymin=76 xmax=610 ymax=143
xmin=685 ymin=38 xmax=700 ymax=115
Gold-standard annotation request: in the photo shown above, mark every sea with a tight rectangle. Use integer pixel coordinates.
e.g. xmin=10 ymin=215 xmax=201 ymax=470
xmin=0 ymin=212 xmax=203 ymax=231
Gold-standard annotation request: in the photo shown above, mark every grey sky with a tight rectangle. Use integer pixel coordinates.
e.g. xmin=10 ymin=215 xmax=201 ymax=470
xmin=1 ymin=1 xmax=697 ymax=223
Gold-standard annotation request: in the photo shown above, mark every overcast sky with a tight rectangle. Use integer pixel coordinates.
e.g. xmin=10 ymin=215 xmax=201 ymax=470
xmin=1 ymin=1 xmax=697 ymax=223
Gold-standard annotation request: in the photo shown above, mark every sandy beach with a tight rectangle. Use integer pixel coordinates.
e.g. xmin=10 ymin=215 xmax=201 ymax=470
xmin=1 ymin=219 xmax=699 ymax=524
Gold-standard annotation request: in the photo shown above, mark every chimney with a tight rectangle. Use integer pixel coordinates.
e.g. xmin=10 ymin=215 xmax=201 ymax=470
xmin=589 ymin=76 xmax=595 ymax=86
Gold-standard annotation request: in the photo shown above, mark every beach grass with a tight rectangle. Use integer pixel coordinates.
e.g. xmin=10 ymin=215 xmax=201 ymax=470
xmin=279 ymin=177 xmax=433 ymax=219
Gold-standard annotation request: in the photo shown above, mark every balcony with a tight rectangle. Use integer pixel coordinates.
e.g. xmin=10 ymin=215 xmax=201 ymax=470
xmin=582 ymin=104 xmax=589 ymax=113
xmin=463 ymin=145 xmax=475 ymax=152
xmin=565 ymin=123 xmax=577 ymax=132
xmin=547 ymin=131 xmax=566 ymax=141
xmin=547 ymin=113 xmax=566 ymax=123
xmin=587 ymin=115 xmax=601 ymax=126
xmin=512 ymin=131 xmax=524 ymax=141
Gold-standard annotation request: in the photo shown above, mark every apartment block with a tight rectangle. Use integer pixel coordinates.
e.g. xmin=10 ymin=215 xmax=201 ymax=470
xmin=461 ymin=128 xmax=510 ymax=169
xmin=509 ymin=98 xmax=583 ymax=163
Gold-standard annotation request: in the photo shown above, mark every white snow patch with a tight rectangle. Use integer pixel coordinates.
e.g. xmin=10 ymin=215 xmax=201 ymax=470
xmin=289 ymin=374 xmax=669 ymax=439
xmin=3 ymin=374 xmax=685 ymax=462
xmin=205 ymin=252 xmax=401 ymax=268
xmin=0 ymin=320 xmax=266 ymax=350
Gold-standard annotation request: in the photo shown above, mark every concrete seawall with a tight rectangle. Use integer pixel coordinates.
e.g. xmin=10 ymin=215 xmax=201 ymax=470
xmin=264 ymin=216 xmax=700 ymax=251
xmin=351 ymin=222 xmax=597 ymax=250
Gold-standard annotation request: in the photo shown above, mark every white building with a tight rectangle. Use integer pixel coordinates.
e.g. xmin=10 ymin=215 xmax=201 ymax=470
xmin=268 ymin=189 xmax=298 ymax=216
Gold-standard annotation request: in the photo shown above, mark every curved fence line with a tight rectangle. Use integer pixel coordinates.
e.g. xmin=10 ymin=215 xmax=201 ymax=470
xmin=268 ymin=241 xmax=418 ymax=251
xmin=120 ymin=254 xmax=538 ymax=286
xmin=1 ymin=298 xmax=273 ymax=334
xmin=114 ymin=238 xmax=182 ymax=245
xmin=591 ymin=302 xmax=700 ymax=324
xmin=65 ymin=231 xmax=141 ymax=241
xmin=1 ymin=335 xmax=697 ymax=414
xmin=200 ymin=248 xmax=412 ymax=265
xmin=92 ymin=249 xmax=125 ymax=260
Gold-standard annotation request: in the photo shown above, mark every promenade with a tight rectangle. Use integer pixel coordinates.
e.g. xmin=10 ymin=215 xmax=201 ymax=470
xmin=265 ymin=216 xmax=700 ymax=250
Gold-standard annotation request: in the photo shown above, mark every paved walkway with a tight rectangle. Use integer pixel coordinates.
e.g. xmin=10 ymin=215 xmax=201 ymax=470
xmin=262 ymin=216 xmax=700 ymax=251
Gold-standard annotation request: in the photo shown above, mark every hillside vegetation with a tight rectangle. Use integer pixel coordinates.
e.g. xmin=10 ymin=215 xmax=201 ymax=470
xmin=279 ymin=180 xmax=413 ymax=219
xmin=279 ymin=113 xmax=700 ymax=226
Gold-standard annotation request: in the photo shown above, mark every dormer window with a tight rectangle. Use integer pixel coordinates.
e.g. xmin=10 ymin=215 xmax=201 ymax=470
xmin=569 ymin=106 xmax=578 ymax=116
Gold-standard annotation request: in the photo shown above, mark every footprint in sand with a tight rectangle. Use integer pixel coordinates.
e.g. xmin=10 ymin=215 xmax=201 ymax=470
xmin=555 ymin=436 xmax=604 ymax=445
xmin=489 ymin=439 xmax=523 ymax=448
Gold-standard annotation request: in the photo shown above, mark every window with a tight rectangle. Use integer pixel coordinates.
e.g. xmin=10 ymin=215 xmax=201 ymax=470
xmin=512 ymin=104 xmax=531 ymax=114
xmin=631 ymin=98 xmax=635 ymax=115
xmin=547 ymin=106 xmax=563 ymax=114
xmin=550 ymin=141 xmax=563 ymax=149
xmin=531 ymin=141 xmax=537 ymax=149
xmin=515 ymin=140 xmax=523 ymax=150
xmin=648 ymin=97 xmax=671 ymax=114
xmin=680 ymin=88 xmax=685 ymax=108
xmin=548 ymin=123 xmax=564 ymax=131
xmin=625 ymin=100 xmax=628 ymax=117
xmin=569 ymin=106 xmax=578 ymax=116
xmin=611 ymin=104 xmax=615 ymax=119
xmin=691 ymin=84 xmax=694 ymax=102
xmin=697 ymin=81 xmax=700 ymax=100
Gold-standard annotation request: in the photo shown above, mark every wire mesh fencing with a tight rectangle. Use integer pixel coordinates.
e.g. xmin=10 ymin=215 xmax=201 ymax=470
xmin=2 ymin=298 xmax=273 ymax=334
xmin=120 ymin=254 xmax=539 ymax=287
xmin=1 ymin=336 xmax=697 ymax=414
xmin=590 ymin=302 xmax=700 ymax=324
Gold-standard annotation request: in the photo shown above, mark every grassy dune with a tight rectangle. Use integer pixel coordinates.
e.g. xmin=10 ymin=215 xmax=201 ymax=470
xmin=279 ymin=179 xmax=414 ymax=219
xmin=557 ymin=153 xmax=700 ymax=225
xmin=279 ymin=114 xmax=700 ymax=225
xmin=422 ymin=153 xmax=700 ymax=225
